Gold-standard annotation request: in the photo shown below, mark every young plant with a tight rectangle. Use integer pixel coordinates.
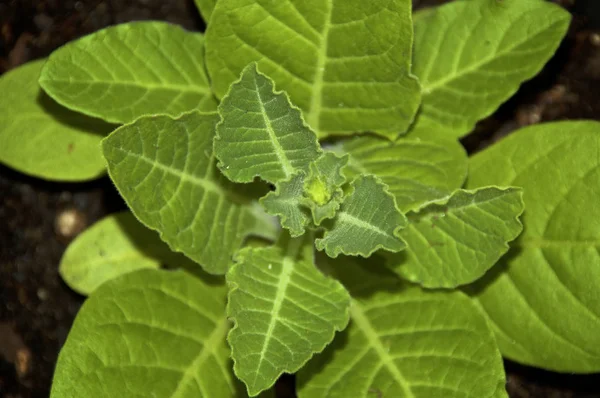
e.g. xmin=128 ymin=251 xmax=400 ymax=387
xmin=1 ymin=0 xmax=599 ymax=397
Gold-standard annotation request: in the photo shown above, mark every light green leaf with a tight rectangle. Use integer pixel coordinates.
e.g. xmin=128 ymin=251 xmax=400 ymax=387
xmin=342 ymin=136 xmax=468 ymax=212
xmin=410 ymin=0 xmax=570 ymax=139
xmin=303 ymin=152 xmax=348 ymax=224
xmin=194 ymin=0 xmax=218 ymax=22
xmin=215 ymin=64 xmax=321 ymax=184
xmin=260 ymin=173 xmax=311 ymax=237
xmin=102 ymin=111 xmax=276 ymax=275
xmin=385 ymin=187 xmax=524 ymax=289
xmin=40 ymin=22 xmax=217 ymax=124
xmin=465 ymin=121 xmax=600 ymax=372
xmin=316 ymin=175 xmax=407 ymax=257
xmin=51 ymin=269 xmax=247 ymax=398
xmin=0 ymin=59 xmax=111 ymax=181
xmin=227 ymin=234 xmax=350 ymax=396
xmin=206 ymin=0 xmax=421 ymax=138
xmin=60 ymin=212 xmax=198 ymax=295
xmin=297 ymin=259 xmax=508 ymax=398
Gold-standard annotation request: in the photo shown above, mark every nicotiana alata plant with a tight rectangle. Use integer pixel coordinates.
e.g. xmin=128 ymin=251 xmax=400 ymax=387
xmin=1 ymin=0 xmax=599 ymax=397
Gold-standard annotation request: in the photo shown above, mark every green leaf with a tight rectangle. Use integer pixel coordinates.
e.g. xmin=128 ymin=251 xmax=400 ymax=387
xmin=102 ymin=111 xmax=276 ymax=275
xmin=205 ymin=0 xmax=421 ymax=138
xmin=385 ymin=187 xmax=524 ymax=289
xmin=297 ymin=259 xmax=508 ymax=398
xmin=40 ymin=22 xmax=217 ymax=124
xmin=51 ymin=269 xmax=247 ymax=398
xmin=227 ymin=234 xmax=350 ymax=396
xmin=0 ymin=59 xmax=111 ymax=181
xmin=410 ymin=0 xmax=570 ymax=139
xmin=194 ymin=0 xmax=218 ymax=22
xmin=342 ymin=136 xmax=468 ymax=212
xmin=260 ymin=173 xmax=311 ymax=237
xmin=259 ymin=152 xmax=349 ymax=236
xmin=303 ymin=152 xmax=348 ymax=224
xmin=465 ymin=121 xmax=600 ymax=372
xmin=316 ymin=175 xmax=407 ymax=257
xmin=60 ymin=212 xmax=198 ymax=295
xmin=215 ymin=64 xmax=322 ymax=184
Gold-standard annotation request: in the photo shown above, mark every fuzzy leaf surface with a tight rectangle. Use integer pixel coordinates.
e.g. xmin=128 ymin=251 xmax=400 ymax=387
xmin=297 ymin=259 xmax=508 ymax=398
xmin=303 ymin=152 xmax=348 ymax=224
xmin=260 ymin=173 xmax=311 ymax=237
xmin=227 ymin=236 xmax=350 ymax=396
xmin=102 ymin=112 xmax=276 ymax=275
xmin=410 ymin=0 xmax=570 ymax=139
xmin=466 ymin=121 xmax=600 ymax=372
xmin=40 ymin=22 xmax=217 ymax=124
xmin=316 ymin=175 xmax=407 ymax=257
xmin=51 ymin=269 xmax=246 ymax=398
xmin=342 ymin=136 xmax=468 ymax=212
xmin=215 ymin=64 xmax=321 ymax=184
xmin=0 ymin=60 xmax=111 ymax=181
xmin=206 ymin=0 xmax=421 ymax=138
xmin=60 ymin=212 xmax=199 ymax=295
xmin=386 ymin=187 xmax=524 ymax=289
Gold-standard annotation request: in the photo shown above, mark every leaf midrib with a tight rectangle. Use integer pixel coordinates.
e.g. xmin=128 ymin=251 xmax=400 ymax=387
xmin=170 ymin=318 xmax=230 ymax=398
xmin=306 ymin=1 xmax=332 ymax=131
xmin=252 ymin=238 xmax=303 ymax=391
xmin=112 ymin=146 xmax=231 ymax=199
xmin=350 ymin=301 xmax=415 ymax=398
xmin=41 ymin=78 xmax=212 ymax=96
xmin=338 ymin=211 xmax=390 ymax=238
xmin=254 ymin=73 xmax=295 ymax=179
xmin=421 ymin=17 xmax=565 ymax=94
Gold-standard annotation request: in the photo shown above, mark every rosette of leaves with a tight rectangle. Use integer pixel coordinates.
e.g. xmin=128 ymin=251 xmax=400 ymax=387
xmin=4 ymin=0 xmax=597 ymax=397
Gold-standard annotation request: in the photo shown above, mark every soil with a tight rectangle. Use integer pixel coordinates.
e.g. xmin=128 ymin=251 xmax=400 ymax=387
xmin=0 ymin=0 xmax=599 ymax=397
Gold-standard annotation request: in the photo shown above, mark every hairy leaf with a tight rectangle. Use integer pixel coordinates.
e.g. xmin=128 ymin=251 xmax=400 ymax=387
xmin=260 ymin=173 xmax=311 ymax=237
xmin=51 ymin=269 xmax=246 ymax=398
xmin=298 ymin=259 xmax=508 ymax=398
xmin=316 ymin=176 xmax=407 ymax=257
xmin=215 ymin=64 xmax=321 ymax=184
xmin=194 ymin=0 xmax=218 ymax=22
xmin=102 ymin=112 xmax=277 ymax=275
xmin=410 ymin=0 xmax=570 ymax=139
xmin=385 ymin=187 xmax=524 ymax=289
xmin=466 ymin=121 xmax=600 ymax=372
xmin=206 ymin=0 xmax=421 ymax=138
xmin=342 ymin=136 xmax=468 ymax=212
xmin=60 ymin=212 xmax=198 ymax=295
xmin=0 ymin=60 xmax=111 ymax=181
xmin=303 ymin=152 xmax=348 ymax=224
xmin=40 ymin=22 xmax=217 ymax=124
xmin=227 ymin=235 xmax=350 ymax=396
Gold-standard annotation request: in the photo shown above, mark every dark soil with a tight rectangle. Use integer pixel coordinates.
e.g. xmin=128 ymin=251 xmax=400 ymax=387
xmin=0 ymin=0 xmax=599 ymax=397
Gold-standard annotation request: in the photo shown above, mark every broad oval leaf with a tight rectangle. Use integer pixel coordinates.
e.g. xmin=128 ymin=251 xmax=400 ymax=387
xmin=40 ymin=22 xmax=217 ymax=124
xmin=215 ymin=64 xmax=321 ymax=184
xmin=206 ymin=0 xmax=421 ymax=138
xmin=410 ymin=0 xmax=570 ymax=139
xmin=102 ymin=112 xmax=276 ymax=275
xmin=51 ymin=269 xmax=246 ymax=398
xmin=60 ymin=212 xmax=197 ymax=295
xmin=316 ymin=175 xmax=407 ymax=257
xmin=298 ymin=259 xmax=508 ymax=398
xmin=342 ymin=136 xmax=468 ymax=212
xmin=0 ymin=60 xmax=111 ymax=181
xmin=386 ymin=187 xmax=524 ymax=289
xmin=466 ymin=121 xmax=600 ymax=372
xmin=227 ymin=235 xmax=350 ymax=396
